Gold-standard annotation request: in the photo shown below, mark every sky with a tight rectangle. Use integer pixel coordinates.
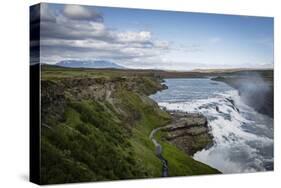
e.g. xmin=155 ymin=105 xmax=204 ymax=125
xmin=32 ymin=3 xmax=274 ymax=70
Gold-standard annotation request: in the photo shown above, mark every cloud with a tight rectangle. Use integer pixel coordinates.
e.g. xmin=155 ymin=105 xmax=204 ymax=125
xmin=38 ymin=3 xmax=170 ymax=64
xmin=116 ymin=31 xmax=151 ymax=43
xmin=63 ymin=4 xmax=103 ymax=22
xmin=41 ymin=3 xmax=56 ymax=22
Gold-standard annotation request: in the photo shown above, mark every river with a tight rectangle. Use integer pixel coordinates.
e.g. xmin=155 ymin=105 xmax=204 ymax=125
xmin=150 ymin=78 xmax=273 ymax=173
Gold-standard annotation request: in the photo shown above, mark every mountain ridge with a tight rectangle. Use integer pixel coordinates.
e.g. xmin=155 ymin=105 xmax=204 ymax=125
xmin=56 ymin=60 xmax=125 ymax=69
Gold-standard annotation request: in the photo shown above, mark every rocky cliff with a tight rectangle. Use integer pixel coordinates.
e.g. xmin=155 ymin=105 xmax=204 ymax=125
xmin=163 ymin=112 xmax=213 ymax=155
xmin=212 ymin=75 xmax=273 ymax=118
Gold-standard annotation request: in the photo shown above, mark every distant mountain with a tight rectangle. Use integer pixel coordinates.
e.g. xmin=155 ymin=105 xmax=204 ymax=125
xmin=56 ymin=60 xmax=125 ymax=69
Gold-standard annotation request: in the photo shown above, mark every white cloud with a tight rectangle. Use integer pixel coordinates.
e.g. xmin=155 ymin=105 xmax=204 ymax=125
xmin=64 ymin=5 xmax=90 ymax=18
xmin=63 ymin=4 xmax=103 ymax=21
xmin=39 ymin=4 xmax=170 ymax=64
xmin=116 ymin=31 xmax=151 ymax=43
xmin=154 ymin=40 xmax=169 ymax=49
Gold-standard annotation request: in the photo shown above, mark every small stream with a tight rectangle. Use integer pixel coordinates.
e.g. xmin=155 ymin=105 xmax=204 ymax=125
xmin=149 ymin=127 xmax=169 ymax=177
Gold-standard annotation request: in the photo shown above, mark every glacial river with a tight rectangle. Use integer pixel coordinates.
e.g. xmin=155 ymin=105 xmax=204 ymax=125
xmin=150 ymin=78 xmax=273 ymax=173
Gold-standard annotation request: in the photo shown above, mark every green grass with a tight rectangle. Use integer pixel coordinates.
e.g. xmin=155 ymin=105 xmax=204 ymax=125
xmin=161 ymin=141 xmax=219 ymax=175
xmin=115 ymin=89 xmax=170 ymax=177
xmin=41 ymin=99 xmax=149 ymax=184
xmin=41 ymin=64 xmax=157 ymax=81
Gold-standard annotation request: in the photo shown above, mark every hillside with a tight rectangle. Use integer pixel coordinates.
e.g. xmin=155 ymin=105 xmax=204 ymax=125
xmin=40 ymin=65 xmax=220 ymax=184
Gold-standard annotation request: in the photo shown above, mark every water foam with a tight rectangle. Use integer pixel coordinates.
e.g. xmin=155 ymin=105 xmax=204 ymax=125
xmin=156 ymin=87 xmax=273 ymax=173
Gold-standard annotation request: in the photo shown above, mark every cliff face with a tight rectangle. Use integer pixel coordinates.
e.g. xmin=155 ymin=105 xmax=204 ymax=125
xmin=40 ymin=68 xmax=219 ymax=184
xmin=163 ymin=112 xmax=213 ymax=155
xmin=212 ymin=75 xmax=273 ymax=118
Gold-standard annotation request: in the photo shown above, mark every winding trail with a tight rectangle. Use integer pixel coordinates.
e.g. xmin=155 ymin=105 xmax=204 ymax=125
xmin=149 ymin=127 xmax=169 ymax=177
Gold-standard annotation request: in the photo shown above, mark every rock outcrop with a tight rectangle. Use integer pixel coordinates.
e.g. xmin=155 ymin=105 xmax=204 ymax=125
xmin=163 ymin=111 xmax=213 ymax=155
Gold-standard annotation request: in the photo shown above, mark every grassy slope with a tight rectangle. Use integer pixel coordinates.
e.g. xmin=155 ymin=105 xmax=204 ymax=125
xmin=40 ymin=66 xmax=220 ymax=184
